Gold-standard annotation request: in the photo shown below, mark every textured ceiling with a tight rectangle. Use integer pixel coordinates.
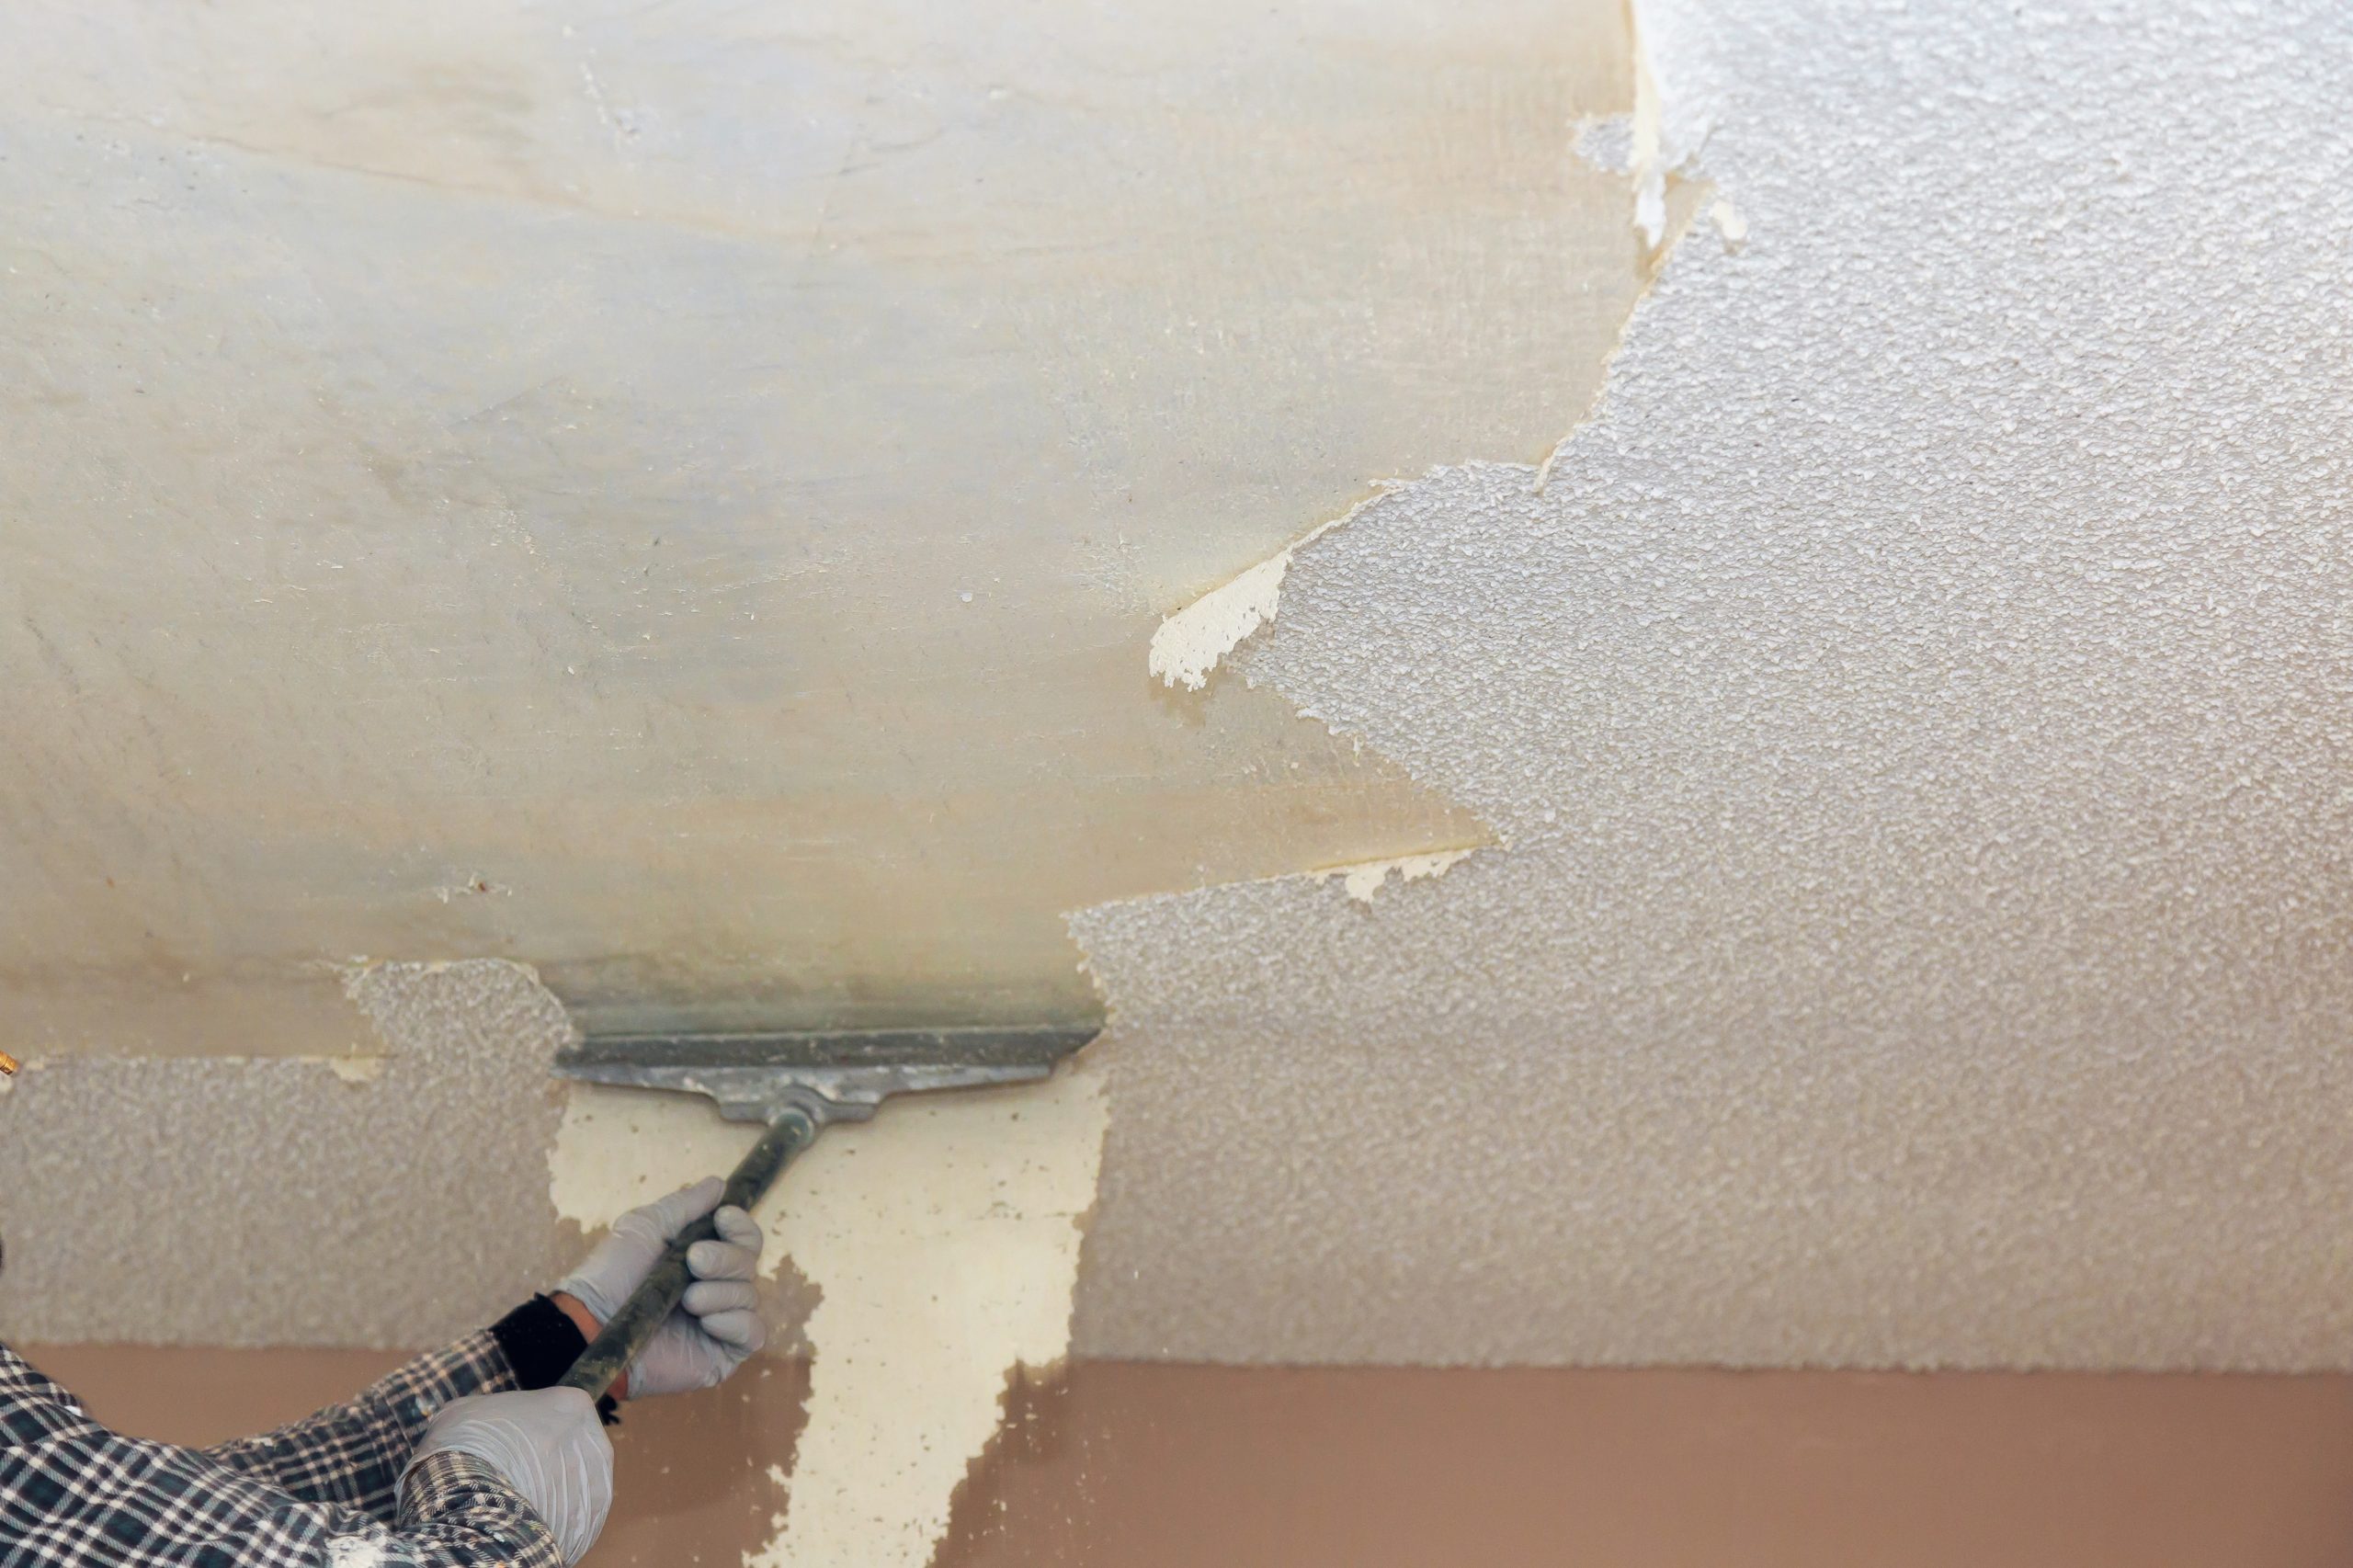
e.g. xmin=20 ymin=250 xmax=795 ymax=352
xmin=1071 ymin=0 xmax=2353 ymax=1366
xmin=8 ymin=7 xmax=2348 ymax=1566
xmin=5 ymin=0 xmax=2350 ymax=1390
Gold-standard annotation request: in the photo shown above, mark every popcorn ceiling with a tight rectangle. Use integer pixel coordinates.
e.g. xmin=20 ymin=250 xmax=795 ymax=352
xmin=1069 ymin=0 xmax=2353 ymax=1368
xmin=0 ymin=962 xmax=566 ymax=1346
xmin=3 ymin=0 xmax=2348 ymax=1385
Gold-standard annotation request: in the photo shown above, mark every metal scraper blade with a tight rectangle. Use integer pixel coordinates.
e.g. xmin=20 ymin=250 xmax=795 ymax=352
xmin=553 ymin=1023 xmax=1101 ymax=1123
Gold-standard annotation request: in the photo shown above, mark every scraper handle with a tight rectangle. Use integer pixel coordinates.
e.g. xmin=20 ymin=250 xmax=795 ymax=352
xmin=559 ymin=1106 xmax=820 ymax=1400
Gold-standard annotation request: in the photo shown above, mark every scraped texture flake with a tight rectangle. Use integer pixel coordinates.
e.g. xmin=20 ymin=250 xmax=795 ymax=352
xmin=548 ymin=1067 xmax=1106 ymax=1568
xmin=1071 ymin=0 xmax=2353 ymax=1369
xmin=1149 ymin=512 xmax=1354 ymax=690
xmin=1148 ymin=551 xmax=1290 ymax=690
xmin=1335 ymin=849 xmax=1476 ymax=905
xmin=0 ymin=961 xmax=566 ymax=1345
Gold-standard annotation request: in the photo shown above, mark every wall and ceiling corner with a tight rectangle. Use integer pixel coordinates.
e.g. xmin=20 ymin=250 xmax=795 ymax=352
xmin=6 ymin=0 xmax=2352 ymax=1565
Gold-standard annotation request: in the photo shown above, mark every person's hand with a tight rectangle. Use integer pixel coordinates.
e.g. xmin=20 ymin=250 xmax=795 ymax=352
xmin=402 ymin=1388 xmax=612 ymax=1565
xmin=552 ymin=1176 xmax=767 ymax=1398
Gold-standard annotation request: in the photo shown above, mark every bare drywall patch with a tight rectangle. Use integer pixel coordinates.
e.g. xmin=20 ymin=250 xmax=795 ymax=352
xmin=549 ymin=1065 xmax=1107 ymax=1568
xmin=1068 ymin=0 xmax=2353 ymax=1369
xmin=1331 ymin=848 xmax=1478 ymax=906
xmin=1149 ymin=506 xmax=1369 ymax=691
xmin=0 ymin=960 xmax=566 ymax=1346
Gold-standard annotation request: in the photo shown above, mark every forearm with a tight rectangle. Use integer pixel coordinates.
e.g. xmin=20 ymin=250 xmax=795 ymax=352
xmin=202 ymin=1472 xmax=571 ymax=1568
xmin=203 ymin=1301 xmax=590 ymax=1518
xmin=392 ymin=1451 xmax=572 ymax=1568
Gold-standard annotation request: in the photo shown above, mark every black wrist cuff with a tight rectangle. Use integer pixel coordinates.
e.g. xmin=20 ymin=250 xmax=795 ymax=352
xmin=488 ymin=1295 xmax=621 ymax=1424
xmin=490 ymin=1293 xmax=588 ymax=1391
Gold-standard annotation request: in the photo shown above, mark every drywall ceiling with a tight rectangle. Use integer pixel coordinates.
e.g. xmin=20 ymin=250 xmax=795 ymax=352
xmin=0 ymin=0 xmax=1650 ymax=1051
xmin=6 ymin=0 xmax=2351 ymax=1395
xmin=9 ymin=1 xmax=2352 ymax=1564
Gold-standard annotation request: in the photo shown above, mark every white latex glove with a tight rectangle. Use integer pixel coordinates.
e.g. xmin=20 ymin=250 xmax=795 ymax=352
xmin=554 ymin=1176 xmax=767 ymax=1398
xmin=401 ymin=1388 xmax=612 ymax=1566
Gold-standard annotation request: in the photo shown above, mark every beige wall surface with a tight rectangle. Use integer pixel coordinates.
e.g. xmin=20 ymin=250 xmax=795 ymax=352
xmin=28 ymin=1345 xmax=2353 ymax=1568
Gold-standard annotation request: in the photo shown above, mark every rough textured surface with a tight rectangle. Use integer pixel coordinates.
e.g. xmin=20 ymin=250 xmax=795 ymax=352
xmin=8 ymin=0 xmax=2351 ymax=1384
xmin=0 ymin=961 xmax=565 ymax=1346
xmin=1069 ymin=0 xmax=2353 ymax=1368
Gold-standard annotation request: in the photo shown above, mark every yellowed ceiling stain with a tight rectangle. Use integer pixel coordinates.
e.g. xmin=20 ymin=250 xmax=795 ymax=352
xmin=0 ymin=0 xmax=1645 ymax=1053
xmin=549 ymin=1068 xmax=1106 ymax=1568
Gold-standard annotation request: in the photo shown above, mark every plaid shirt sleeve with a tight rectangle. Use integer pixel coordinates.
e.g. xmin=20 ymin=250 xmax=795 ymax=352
xmin=0 ymin=1305 xmax=587 ymax=1568
xmin=200 ymin=1329 xmax=519 ymax=1521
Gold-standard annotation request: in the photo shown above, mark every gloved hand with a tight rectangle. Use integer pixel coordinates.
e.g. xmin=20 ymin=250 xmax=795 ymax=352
xmin=401 ymin=1388 xmax=612 ymax=1566
xmin=553 ymin=1176 xmax=767 ymax=1398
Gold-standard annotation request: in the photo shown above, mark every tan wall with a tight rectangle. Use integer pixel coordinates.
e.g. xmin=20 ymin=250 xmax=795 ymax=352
xmin=27 ymin=1343 xmax=2353 ymax=1568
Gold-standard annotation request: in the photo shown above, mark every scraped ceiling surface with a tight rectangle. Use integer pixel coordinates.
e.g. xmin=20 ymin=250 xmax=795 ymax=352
xmin=5 ymin=0 xmax=2352 ymax=1380
xmin=1 ymin=0 xmax=1644 ymax=1050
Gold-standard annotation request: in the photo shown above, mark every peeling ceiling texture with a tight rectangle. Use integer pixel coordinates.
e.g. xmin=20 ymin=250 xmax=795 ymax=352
xmin=2 ymin=0 xmax=2349 ymax=1478
xmin=2 ymin=6 xmax=1656 ymax=1564
xmin=6 ymin=0 xmax=2353 ymax=1561
xmin=1074 ymin=0 xmax=2353 ymax=1367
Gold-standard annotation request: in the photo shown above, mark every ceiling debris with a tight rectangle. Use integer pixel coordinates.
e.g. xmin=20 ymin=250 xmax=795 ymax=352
xmin=1147 ymin=548 xmax=1293 ymax=693
xmin=319 ymin=1056 xmax=390 ymax=1085
xmin=1626 ymin=2 xmax=1674 ymax=250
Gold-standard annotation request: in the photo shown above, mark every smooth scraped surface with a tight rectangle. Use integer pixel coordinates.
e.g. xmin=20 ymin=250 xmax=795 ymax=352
xmin=0 ymin=961 xmax=566 ymax=1345
xmin=0 ymin=0 xmax=1652 ymax=1051
xmin=551 ymin=1067 xmax=1106 ymax=1568
xmin=1069 ymin=0 xmax=2353 ymax=1368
